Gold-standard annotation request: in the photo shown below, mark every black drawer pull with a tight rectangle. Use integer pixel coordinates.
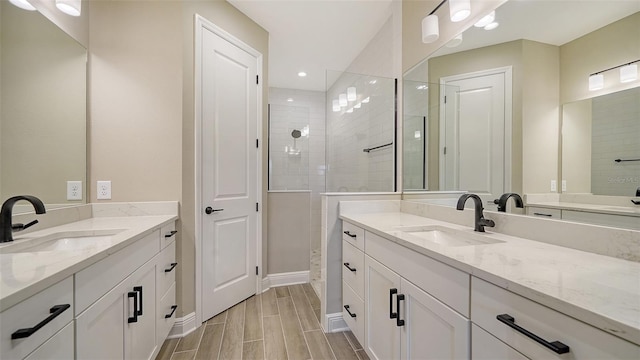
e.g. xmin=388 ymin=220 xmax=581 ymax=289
xmin=343 ymin=231 xmax=357 ymax=238
xmin=165 ymin=230 xmax=178 ymax=238
xmin=344 ymin=305 xmax=356 ymax=318
xmin=11 ymin=304 xmax=70 ymax=339
xmin=497 ymin=314 xmax=570 ymax=354
xmin=127 ymin=291 xmax=138 ymax=323
xmin=343 ymin=262 xmax=356 ymax=272
xmin=165 ymin=305 xmax=178 ymax=319
xmin=396 ymin=294 xmax=405 ymax=327
xmin=165 ymin=263 xmax=178 ymax=272
xmin=389 ymin=288 xmax=398 ymax=319
xmin=134 ymin=286 xmax=143 ymax=316
xmin=533 ymin=212 xmax=553 ymax=217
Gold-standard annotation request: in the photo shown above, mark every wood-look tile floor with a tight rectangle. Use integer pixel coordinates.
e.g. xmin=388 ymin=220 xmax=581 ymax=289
xmin=157 ymin=284 xmax=369 ymax=360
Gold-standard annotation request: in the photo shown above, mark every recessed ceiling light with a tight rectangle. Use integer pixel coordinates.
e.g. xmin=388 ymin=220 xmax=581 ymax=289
xmin=298 ymin=71 xmax=307 ymax=77
xmin=484 ymin=22 xmax=499 ymax=31
xmin=287 ymin=98 xmax=293 ymax=102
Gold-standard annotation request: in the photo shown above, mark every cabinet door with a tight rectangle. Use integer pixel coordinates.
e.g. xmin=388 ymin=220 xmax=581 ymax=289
xmin=364 ymin=255 xmax=401 ymax=360
xmin=125 ymin=261 xmax=158 ymax=360
xmin=76 ymin=281 xmax=127 ymax=359
xmin=400 ymin=278 xmax=470 ymax=360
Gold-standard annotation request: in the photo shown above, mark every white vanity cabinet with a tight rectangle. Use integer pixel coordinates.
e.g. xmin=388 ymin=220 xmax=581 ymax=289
xmin=342 ymin=221 xmax=470 ymax=360
xmin=472 ymin=277 xmax=640 ymax=359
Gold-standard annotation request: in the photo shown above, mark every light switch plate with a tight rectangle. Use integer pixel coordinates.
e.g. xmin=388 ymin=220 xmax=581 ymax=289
xmin=550 ymin=180 xmax=557 ymax=192
xmin=562 ymin=180 xmax=567 ymax=192
xmin=67 ymin=181 xmax=82 ymax=200
xmin=97 ymin=180 xmax=111 ymax=200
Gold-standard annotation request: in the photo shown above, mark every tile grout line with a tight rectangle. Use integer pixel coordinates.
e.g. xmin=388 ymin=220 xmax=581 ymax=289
xmin=191 ymin=322 xmax=207 ymax=358
xmin=216 ymin=312 xmax=228 ymax=360
xmin=260 ymin=291 xmax=267 ymax=360
xmin=241 ymin=300 xmax=247 ymax=360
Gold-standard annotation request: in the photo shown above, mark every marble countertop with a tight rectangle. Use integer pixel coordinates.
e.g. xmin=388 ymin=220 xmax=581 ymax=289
xmin=526 ymin=201 xmax=640 ymax=217
xmin=340 ymin=211 xmax=640 ymax=346
xmin=0 ymin=215 xmax=177 ymax=312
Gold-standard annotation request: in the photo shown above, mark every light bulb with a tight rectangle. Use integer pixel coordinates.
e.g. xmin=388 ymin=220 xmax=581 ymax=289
xmin=449 ymin=0 xmax=471 ymax=22
xmin=421 ymin=15 xmax=439 ymax=44
xmin=589 ymin=74 xmax=604 ymax=91
xmin=620 ymin=64 xmax=638 ymax=83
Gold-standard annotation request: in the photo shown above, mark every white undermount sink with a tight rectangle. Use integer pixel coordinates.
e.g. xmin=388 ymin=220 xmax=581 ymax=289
xmin=390 ymin=225 xmax=505 ymax=247
xmin=0 ymin=229 xmax=125 ymax=254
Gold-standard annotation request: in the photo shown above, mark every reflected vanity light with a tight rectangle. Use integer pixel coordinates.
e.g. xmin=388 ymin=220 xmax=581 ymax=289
xmin=446 ymin=33 xmax=463 ymax=48
xmin=286 ymin=98 xmax=293 ymax=102
xmin=332 ymin=99 xmax=340 ymax=112
xmin=347 ymin=87 xmax=357 ymax=101
xmin=369 ymin=80 xmax=377 ymax=85
xmin=339 ymin=93 xmax=348 ymax=106
xmin=354 ymin=102 xmax=362 ymax=109
xmin=414 ymin=131 xmax=421 ymax=139
xmin=416 ymin=84 xmax=428 ymax=90
xmin=56 ymin=0 xmax=81 ymax=16
xmin=9 ymin=0 xmax=36 ymax=11
xmin=297 ymin=71 xmax=307 ymax=77
xmin=484 ymin=22 xmax=499 ymax=31
xmin=620 ymin=64 xmax=638 ymax=83
xmin=346 ymin=108 xmax=354 ymax=113
xmin=474 ymin=11 xmax=495 ymax=27
xmin=362 ymin=97 xmax=370 ymax=103
xmin=589 ymin=60 xmax=639 ymax=91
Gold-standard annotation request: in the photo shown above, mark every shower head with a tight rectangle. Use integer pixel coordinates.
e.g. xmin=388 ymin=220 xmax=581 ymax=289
xmin=291 ymin=129 xmax=302 ymax=138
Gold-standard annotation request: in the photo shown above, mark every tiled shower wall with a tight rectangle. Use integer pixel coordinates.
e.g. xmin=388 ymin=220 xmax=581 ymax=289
xmin=269 ymin=88 xmax=325 ymax=284
xmin=591 ymin=87 xmax=640 ymax=196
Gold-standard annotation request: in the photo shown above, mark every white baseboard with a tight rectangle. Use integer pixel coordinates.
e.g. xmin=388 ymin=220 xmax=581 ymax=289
xmin=326 ymin=312 xmax=348 ymax=333
xmin=262 ymin=270 xmax=310 ymax=291
xmin=167 ymin=312 xmax=197 ymax=339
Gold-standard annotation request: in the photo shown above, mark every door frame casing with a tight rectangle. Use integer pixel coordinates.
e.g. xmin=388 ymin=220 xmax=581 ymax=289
xmin=194 ymin=14 xmax=263 ymax=326
xmin=439 ymin=66 xmax=513 ymax=194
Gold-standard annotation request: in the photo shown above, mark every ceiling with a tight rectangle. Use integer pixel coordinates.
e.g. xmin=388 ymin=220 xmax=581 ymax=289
xmin=227 ymin=0 xmax=393 ymax=92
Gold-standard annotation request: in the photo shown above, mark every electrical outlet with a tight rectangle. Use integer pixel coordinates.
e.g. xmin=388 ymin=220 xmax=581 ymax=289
xmin=97 ymin=180 xmax=111 ymax=200
xmin=550 ymin=180 xmax=557 ymax=192
xmin=67 ymin=181 xmax=82 ymax=200
xmin=562 ymin=180 xmax=567 ymax=192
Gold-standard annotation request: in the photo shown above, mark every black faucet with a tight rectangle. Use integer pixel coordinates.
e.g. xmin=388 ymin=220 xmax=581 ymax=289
xmin=494 ymin=193 xmax=524 ymax=212
xmin=456 ymin=194 xmax=495 ymax=232
xmin=1 ymin=195 xmax=46 ymax=243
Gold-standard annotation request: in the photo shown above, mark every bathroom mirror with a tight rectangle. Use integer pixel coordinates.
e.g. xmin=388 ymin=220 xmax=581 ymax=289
xmin=402 ymin=0 xmax=639 ymax=203
xmin=1 ymin=2 xmax=87 ymax=209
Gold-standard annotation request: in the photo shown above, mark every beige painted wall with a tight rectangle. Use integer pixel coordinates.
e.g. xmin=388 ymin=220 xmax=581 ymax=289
xmin=267 ymin=192 xmax=310 ymax=274
xmin=30 ymin=0 xmax=89 ymax=47
xmin=1 ymin=1 xmax=86 ymax=203
xmin=402 ymin=0 xmax=506 ymax=73
xmin=560 ymin=12 xmax=640 ymax=104
xmin=562 ymin=99 xmax=592 ymax=193
xmin=181 ymin=0 xmax=269 ymax=318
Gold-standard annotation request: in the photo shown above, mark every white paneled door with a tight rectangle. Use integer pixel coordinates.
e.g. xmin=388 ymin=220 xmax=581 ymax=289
xmin=441 ymin=68 xmax=511 ymax=205
xmin=199 ymin=19 xmax=259 ymax=321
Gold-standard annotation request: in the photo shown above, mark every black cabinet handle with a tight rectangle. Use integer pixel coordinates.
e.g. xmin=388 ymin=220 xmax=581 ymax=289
xmin=164 ymin=230 xmax=178 ymax=238
xmin=343 ymin=262 xmax=356 ymax=272
xmin=134 ymin=286 xmax=143 ymax=316
xmin=165 ymin=305 xmax=178 ymax=319
xmin=533 ymin=212 xmax=553 ymax=217
xmin=396 ymin=294 xmax=405 ymax=327
xmin=127 ymin=292 xmax=138 ymax=323
xmin=11 ymin=304 xmax=70 ymax=339
xmin=344 ymin=305 xmax=356 ymax=318
xmin=389 ymin=288 xmax=398 ymax=319
xmin=165 ymin=263 xmax=178 ymax=272
xmin=497 ymin=314 xmax=570 ymax=354
xmin=343 ymin=231 xmax=357 ymax=238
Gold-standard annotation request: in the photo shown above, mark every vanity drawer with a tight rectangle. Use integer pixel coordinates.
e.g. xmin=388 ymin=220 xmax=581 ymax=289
xmin=160 ymin=222 xmax=177 ymax=249
xmin=526 ymin=206 xmax=561 ymax=219
xmin=157 ymin=282 xmax=177 ymax=345
xmin=0 ymin=277 xmax=73 ymax=360
xmin=157 ymin=241 xmax=177 ymax=298
xmin=342 ymin=241 xmax=364 ymax=298
xmin=75 ymin=229 xmax=160 ymax=315
xmin=342 ymin=221 xmax=365 ymax=251
xmin=342 ymin=281 xmax=365 ymax=345
xmin=365 ymin=230 xmax=470 ymax=317
xmin=472 ymin=324 xmax=528 ymax=360
xmin=471 ymin=277 xmax=640 ymax=359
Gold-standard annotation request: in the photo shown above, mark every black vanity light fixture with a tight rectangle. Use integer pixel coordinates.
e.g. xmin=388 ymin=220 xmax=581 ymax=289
xmin=422 ymin=0 xmax=472 ymax=44
xmin=589 ymin=60 xmax=639 ymax=91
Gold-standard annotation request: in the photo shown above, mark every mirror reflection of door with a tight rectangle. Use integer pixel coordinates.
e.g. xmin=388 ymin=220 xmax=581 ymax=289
xmin=440 ymin=67 xmax=512 ymax=204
